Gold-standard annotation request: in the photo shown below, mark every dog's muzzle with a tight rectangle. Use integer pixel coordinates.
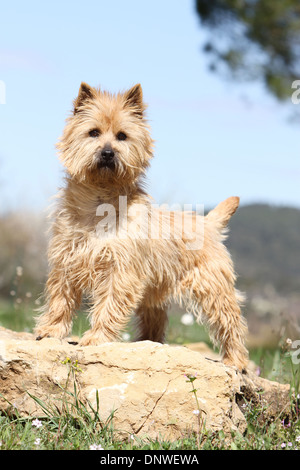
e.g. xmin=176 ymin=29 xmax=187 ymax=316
xmin=96 ymin=145 xmax=116 ymax=170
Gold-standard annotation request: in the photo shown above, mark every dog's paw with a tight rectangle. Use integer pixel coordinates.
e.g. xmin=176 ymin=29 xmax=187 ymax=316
xmin=34 ymin=324 xmax=68 ymax=341
xmin=36 ymin=334 xmax=48 ymax=341
xmin=79 ymin=331 xmax=110 ymax=346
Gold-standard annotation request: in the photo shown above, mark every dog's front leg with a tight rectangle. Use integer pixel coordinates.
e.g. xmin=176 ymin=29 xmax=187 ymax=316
xmin=79 ymin=265 xmax=145 ymax=346
xmin=35 ymin=266 xmax=82 ymax=341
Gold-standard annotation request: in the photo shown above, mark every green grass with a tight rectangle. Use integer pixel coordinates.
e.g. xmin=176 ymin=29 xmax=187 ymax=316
xmin=1 ymin=373 xmax=300 ymax=450
xmin=0 ymin=299 xmax=36 ymax=332
xmin=1 ymin=300 xmax=300 ymax=450
xmin=0 ymin=299 xmax=211 ymax=344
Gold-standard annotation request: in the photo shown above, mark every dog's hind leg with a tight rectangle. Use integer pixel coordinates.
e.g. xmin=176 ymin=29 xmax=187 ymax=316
xmin=184 ymin=263 xmax=248 ymax=371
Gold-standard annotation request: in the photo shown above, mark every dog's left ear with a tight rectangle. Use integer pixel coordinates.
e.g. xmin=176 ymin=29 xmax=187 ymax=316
xmin=124 ymin=84 xmax=144 ymax=117
xmin=73 ymin=82 xmax=95 ymax=114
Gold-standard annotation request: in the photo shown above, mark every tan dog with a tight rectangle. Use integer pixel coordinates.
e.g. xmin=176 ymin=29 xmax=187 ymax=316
xmin=35 ymin=82 xmax=248 ymax=370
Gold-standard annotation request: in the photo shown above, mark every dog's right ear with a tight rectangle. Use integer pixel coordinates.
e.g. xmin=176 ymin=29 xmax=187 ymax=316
xmin=73 ymin=82 xmax=95 ymax=114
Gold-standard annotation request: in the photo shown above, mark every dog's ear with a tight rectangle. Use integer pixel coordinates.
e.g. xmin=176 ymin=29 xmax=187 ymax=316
xmin=123 ymin=84 xmax=144 ymax=117
xmin=73 ymin=82 xmax=95 ymax=114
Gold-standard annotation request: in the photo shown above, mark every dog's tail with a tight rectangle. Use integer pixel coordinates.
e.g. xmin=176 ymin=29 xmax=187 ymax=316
xmin=206 ymin=196 xmax=240 ymax=229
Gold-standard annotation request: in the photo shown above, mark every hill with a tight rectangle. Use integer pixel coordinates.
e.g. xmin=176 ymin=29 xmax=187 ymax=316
xmin=227 ymin=204 xmax=300 ymax=295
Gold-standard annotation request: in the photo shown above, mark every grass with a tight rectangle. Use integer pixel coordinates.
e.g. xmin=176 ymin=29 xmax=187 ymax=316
xmin=1 ymin=299 xmax=300 ymax=450
xmin=0 ymin=298 xmax=211 ymax=345
xmin=1 ymin=373 xmax=300 ymax=451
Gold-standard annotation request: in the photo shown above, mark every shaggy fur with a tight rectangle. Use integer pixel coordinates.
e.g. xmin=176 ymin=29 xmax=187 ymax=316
xmin=35 ymin=82 xmax=248 ymax=370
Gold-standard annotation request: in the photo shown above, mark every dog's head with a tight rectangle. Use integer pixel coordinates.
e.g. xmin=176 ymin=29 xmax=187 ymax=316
xmin=58 ymin=82 xmax=153 ymax=186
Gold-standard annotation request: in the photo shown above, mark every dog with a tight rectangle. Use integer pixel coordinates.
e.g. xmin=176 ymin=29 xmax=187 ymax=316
xmin=35 ymin=82 xmax=248 ymax=370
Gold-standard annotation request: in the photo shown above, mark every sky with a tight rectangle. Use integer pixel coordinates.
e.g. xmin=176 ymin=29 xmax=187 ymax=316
xmin=0 ymin=0 xmax=299 ymax=213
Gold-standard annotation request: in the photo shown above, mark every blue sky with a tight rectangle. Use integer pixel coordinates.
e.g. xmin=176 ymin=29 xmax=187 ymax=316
xmin=0 ymin=0 xmax=299 ymax=212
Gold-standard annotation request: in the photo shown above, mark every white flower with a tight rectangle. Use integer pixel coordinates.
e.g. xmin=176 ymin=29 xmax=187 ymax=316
xmin=296 ymin=436 xmax=300 ymax=442
xmin=16 ymin=266 xmax=23 ymax=276
xmin=122 ymin=333 xmax=131 ymax=341
xmin=32 ymin=418 xmax=43 ymax=428
xmin=181 ymin=313 xmax=194 ymax=326
xmin=193 ymin=409 xmax=200 ymax=415
xmin=89 ymin=444 xmax=104 ymax=450
xmin=34 ymin=438 xmax=41 ymax=446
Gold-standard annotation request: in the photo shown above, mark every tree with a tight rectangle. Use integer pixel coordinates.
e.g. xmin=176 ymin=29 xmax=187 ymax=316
xmin=195 ymin=0 xmax=300 ymax=101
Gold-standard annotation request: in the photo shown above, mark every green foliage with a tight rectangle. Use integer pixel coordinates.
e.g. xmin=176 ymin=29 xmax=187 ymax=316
xmin=196 ymin=0 xmax=300 ymax=100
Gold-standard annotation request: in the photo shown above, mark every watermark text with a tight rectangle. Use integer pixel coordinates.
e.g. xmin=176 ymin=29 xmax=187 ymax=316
xmin=291 ymin=80 xmax=300 ymax=104
xmin=0 ymin=80 xmax=6 ymax=104
xmin=95 ymin=196 xmax=205 ymax=251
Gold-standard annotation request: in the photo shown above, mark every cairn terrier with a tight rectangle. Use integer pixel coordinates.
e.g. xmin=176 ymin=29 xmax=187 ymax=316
xmin=35 ymin=82 xmax=248 ymax=370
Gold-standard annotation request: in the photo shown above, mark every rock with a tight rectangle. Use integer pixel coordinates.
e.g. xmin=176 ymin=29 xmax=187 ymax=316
xmin=184 ymin=342 xmax=259 ymax=373
xmin=0 ymin=327 xmax=290 ymax=441
xmin=184 ymin=341 xmax=221 ymax=360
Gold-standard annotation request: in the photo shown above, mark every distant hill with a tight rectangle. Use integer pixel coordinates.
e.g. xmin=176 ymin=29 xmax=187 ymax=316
xmin=226 ymin=204 xmax=300 ymax=294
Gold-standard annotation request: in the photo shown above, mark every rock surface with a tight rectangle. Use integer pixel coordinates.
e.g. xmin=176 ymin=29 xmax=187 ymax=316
xmin=0 ymin=327 xmax=290 ymax=441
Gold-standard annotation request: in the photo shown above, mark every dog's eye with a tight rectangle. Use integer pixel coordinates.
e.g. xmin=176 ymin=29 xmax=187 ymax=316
xmin=89 ymin=129 xmax=100 ymax=138
xmin=116 ymin=131 xmax=127 ymax=141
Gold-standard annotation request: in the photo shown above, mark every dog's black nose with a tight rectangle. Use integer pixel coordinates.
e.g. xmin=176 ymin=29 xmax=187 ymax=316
xmin=97 ymin=145 xmax=116 ymax=170
xmin=101 ymin=147 xmax=115 ymax=161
